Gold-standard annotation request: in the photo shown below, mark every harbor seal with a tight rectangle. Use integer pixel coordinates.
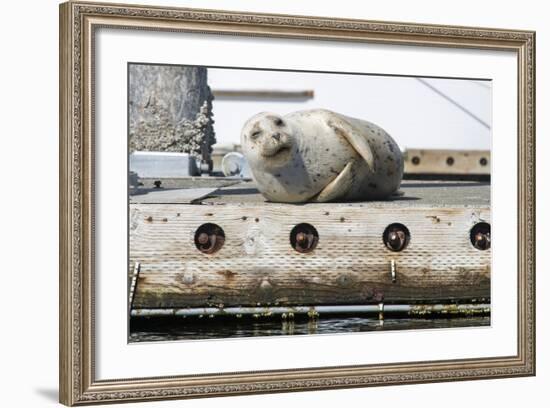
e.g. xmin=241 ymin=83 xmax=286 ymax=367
xmin=240 ymin=109 xmax=403 ymax=203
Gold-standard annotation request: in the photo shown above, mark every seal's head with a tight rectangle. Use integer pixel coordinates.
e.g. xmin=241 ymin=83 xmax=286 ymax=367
xmin=240 ymin=112 xmax=295 ymax=170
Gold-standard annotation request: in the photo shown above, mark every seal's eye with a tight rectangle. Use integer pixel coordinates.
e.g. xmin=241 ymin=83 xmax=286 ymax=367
xmin=250 ymin=131 xmax=261 ymax=140
xmin=274 ymin=118 xmax=284 ymax=126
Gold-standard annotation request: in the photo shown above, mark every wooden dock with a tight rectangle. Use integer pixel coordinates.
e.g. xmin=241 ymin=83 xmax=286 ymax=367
xmin=129 ymin=179 xmax=490 ymax=310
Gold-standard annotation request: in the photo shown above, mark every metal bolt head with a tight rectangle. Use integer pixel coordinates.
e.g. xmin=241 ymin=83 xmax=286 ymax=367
xmin=290 ymin=223 xmax=319 ymax=253
xmin=383 ymin=223 xmax=410 ymax=252
xmin=194 ymin=223 xmax=225 ymax=254
xmin=296 ymin=232 xmax=306 ymax=243
xmin=388 ymin=231 xmax=405 ymax=250
xmin=197 ymin=232 xmax=210 ymax=245
xmin=473 ymin=231 xmax=491 ymax=250
xmin=470 ymin=222 xmax=491 ymax=251
xmin=295 ymin=232 xmax=316 ymax=252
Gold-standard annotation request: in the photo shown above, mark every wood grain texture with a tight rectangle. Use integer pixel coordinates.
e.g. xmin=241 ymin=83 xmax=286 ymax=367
xmin=130 ymin=201 xmax=490 ymax=307
xmin=404 ymin=149 xmax=490 ymax=175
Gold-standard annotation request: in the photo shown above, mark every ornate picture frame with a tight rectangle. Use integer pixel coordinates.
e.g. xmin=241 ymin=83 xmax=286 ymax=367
xmin=59 ymin=1 xmax=535 ymax=405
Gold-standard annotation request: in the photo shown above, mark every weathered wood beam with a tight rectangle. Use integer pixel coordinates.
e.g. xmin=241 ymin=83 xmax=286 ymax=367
xmin=404 ymin=149 xmax=490 ymax=176
xmin=130 ymin=183 xmax=491 ymax=308
xmin=212 ymin=89 xmax=314 ymax=99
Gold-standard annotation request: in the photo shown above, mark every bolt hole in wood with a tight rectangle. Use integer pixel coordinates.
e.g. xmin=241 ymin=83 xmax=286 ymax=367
xmin=470 ymin=222 xmax=491 ymax=250
xmin=290 ymin=223 xmax=319 ymax=253
xmin=383 ymin=223 xmax=411 ymax=252
xmin=194 ymin=223 xmax=226 ymax=254
xmin=446 ymin=156 xmax=455 ymax=166
xmin=411 ymin=156 xmax=421 ymax=165
xmin=479 ymin=157 xmax=488 ymax=166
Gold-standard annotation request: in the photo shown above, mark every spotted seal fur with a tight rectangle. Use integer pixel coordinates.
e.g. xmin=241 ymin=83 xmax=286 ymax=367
xmin=240 ymin=109 xmax=403 ymax=203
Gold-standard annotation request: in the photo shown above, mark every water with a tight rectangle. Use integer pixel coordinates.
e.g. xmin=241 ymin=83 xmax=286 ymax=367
xmin=129 ymin=316 xmax=490 ymax=342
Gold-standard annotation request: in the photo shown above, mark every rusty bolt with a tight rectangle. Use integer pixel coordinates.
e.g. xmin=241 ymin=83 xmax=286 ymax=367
xmin=194 ymin=223 xmax=225 ymax=254
xmin=290 ymin=223 xmax=319 ymax=253
xmin=197 ymin=233 xmax=223 ymax=254
xmin=473 ymin=231 xmax=491 ymax=250
xmin=295 ymin=232 xmax=317 ymax=253
xmin=197 ymin=232 xmax=210 ymax=245
xmin=383 ymin=223 xmax=410 ymax=252
xmin=387 ymin=230 xmax=406 ymax=251
xmin=470 ymin=222 xmax=491 ymax=251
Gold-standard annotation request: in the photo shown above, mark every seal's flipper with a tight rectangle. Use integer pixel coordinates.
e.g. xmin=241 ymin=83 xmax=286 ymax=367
xmin=312 ymin=161 xmax=354 ymax=203
xmin=327 ymin=119 xmax=376 ymax=173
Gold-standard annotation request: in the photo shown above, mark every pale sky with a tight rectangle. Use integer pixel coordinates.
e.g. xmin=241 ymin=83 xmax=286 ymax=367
xmin=207 ymin=68 xmax=491 ymax=151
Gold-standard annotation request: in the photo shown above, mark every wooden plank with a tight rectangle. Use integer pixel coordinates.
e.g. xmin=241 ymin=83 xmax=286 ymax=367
xmin=404 ymin=149 xmax=490 ymax=175
xmin=130 ymin=187 xmax=220 ymax=204
xmin=212 ymin=89 xmax=314 ymax=99
xmin=130 ymin=189 xmax=491 ymax=307
xmin=200 ymin=179 xmax=490 ymax=206
xmin=133 ymin=177 xmax=242 ymax=190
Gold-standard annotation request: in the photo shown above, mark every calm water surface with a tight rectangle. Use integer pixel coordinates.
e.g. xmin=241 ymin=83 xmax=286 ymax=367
xmin=129 ymin=316 xmax=490 ymax=342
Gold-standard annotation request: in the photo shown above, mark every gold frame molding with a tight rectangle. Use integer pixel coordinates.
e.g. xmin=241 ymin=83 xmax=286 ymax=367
xmin=59 ymin=1 xmax=536 ymax=405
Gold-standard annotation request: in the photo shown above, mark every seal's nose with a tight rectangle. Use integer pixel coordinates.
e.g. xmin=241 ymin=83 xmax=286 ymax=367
xmin=272 ymin=133 xmax=281 ymax=141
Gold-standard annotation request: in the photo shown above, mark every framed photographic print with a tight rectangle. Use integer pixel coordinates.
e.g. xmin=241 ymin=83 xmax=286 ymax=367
xmin=59 ymin=1 xmax=536 ymax=405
